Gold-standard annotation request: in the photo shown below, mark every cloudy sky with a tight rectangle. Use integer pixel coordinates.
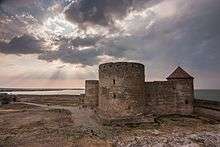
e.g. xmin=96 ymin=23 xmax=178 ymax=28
xmin=0 ymin=0 xmax=219 ymax=89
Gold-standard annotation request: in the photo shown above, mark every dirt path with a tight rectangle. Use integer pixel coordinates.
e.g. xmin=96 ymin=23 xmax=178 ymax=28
xmin=17 ymin=102 xmax=99 ymax=127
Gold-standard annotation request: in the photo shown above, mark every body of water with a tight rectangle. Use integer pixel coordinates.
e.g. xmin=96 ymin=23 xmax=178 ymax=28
xmin=1 ymin=89 xmax=219 ymax=102
xmin=0 ymin=89 xmax=85 ymax=95
xmin=194 ymin=89 xmax=220 ymax=102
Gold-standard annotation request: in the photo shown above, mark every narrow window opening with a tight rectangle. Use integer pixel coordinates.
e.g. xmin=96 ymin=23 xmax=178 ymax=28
xmin=113 ymin=79 xmax=115 ymax=85
xmin=113 ymin=94 xmax=116 ymax=98
xmin=185 ymin=100 xmax=189 ymax=104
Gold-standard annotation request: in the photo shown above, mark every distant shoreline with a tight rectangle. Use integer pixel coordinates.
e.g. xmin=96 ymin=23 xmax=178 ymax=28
xmin=0 ymin=88 xmax=85 ymax=92
xmin=0 ymin=89 xmax=219 ymax=102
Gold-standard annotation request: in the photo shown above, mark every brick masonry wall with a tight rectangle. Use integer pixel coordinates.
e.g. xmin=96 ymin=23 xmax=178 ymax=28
xmin=84 ymin=62 xmax=195 ymax=121
xmin=145 ymin=79 xmax=194 ymax=116
xmin=145 ymin=81 xmax=177 ymax=116
xmin=169 ymin=79 xmax=194 ymax=115
xmin=85 ymin=80 xmax=99 ymax=107
xmin=98 ymin=62 xmax=145 ymax=119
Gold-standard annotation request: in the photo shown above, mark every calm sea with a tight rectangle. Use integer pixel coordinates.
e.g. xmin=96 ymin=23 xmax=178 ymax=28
xmin=1 ymin=89 xmax=219 ymax=102
xmin=0 ymin=89 xmax=85 ymax=95
xmin=194 ymin=89 xmax=220 ymax=102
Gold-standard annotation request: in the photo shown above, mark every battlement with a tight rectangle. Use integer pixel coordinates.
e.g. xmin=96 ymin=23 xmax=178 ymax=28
xmin=99 ymin=62 xmax=144 ymax=70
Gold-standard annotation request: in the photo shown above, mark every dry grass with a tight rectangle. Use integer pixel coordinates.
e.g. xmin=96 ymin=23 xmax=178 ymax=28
xmin=0 ymin=98 xmax=219 ymax=147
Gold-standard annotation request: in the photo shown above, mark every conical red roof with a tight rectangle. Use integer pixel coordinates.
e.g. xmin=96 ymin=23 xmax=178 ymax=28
xmin=167 ymin=67 xmax=194 ymax=79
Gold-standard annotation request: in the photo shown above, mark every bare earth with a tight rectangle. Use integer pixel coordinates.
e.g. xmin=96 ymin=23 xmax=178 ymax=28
xmin=0 ymin=95 xmax=219 ymax=147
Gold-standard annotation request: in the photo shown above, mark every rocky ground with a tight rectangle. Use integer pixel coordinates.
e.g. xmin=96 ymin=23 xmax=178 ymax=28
xmin=0 ymin=95 xmax=219 ymax=147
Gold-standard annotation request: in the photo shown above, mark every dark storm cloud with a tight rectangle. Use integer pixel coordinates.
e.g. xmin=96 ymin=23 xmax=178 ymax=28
xmin=38 ymin=36 xmax=131 ymax=66
xmin=38 ymin=48 xmax=101 ymax=66
xmin=0 ymin=0 xmax=34 ymax=4
xmin=56 ymin=35 xmax=101 ymax=47
xmin=37 ymin=35 xmax=104 ymax=66
xmin=64 ymin=0 xmax=158 ymax=26
xmin=0 ymin=0 xmax=70 ymax=33
xmin=0 ymin=1 xmax=46 ymax=41
xmin=25 ymin=0 xmax=220 ymax=71
xmin=0 ymin=0 xmax=220 ymax=88
xmin=70 ymin=36 xmax=101 ymax=47
xmin=0 ymin=34 xmax=43 ymax=54
xmin=150 ymin=0 xmax=220 ymax=72
xmin=65 ymin=0 xmax=131 ymax=26
xmin=0 ymin=0 xmax=12 ymax=5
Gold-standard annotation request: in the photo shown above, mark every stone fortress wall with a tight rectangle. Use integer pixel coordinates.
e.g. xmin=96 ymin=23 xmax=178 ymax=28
xmin=145 ymin=81 xmax=178 ymax=115
xmin=145 ymin=80 xmax=193 ymax=116
xmin=85 ymin=62 xmax=194 ymax=122
xmin=84 ymin=80 xmax=99 ymax=107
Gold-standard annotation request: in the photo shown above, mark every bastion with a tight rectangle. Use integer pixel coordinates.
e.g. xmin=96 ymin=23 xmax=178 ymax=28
xmin=85 ymin=62 xmax=195 ymax=124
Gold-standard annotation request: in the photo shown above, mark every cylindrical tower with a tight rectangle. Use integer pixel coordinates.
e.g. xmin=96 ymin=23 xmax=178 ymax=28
xmin=98 ymin=62 xmax=145 ymax=120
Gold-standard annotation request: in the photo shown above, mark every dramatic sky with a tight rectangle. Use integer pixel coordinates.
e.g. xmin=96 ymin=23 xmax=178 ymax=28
xmin=0 ymin=0 xmax=219 ymax=89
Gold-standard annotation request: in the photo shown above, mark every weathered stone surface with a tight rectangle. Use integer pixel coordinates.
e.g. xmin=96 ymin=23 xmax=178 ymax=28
xmin=169 ymin=79 xmax=194 ymax=115
xmin=145 ymin=79 xmax=194 ymax=116
xmin=85 ymin=80 xmax=99 ymax=107
xmin=98 ymin=62 xmax=145 ymax=120
xmin=84 ymin=62 xmax=195 ymax=123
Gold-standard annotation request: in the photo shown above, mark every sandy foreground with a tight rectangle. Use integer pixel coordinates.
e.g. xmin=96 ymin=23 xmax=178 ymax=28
xmin=0 ymin=95 xmax=219 ymax=147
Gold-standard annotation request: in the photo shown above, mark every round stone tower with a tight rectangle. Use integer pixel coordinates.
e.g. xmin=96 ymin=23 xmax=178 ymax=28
xmin=98 ymin=62 xmax=145 ymax=120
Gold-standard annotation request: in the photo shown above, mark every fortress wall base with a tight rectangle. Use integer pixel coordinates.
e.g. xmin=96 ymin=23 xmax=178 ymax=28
xmin=145 ymin=81 xmax=178 ymax=116
xmin=145 ymin=80 xmax=194 ymax=116
xmin=85 ymin=80 xmax=99 ymax=107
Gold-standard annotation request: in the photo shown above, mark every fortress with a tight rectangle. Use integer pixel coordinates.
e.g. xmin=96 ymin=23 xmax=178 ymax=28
xmin=85 ymin=62 xmax=194 ymax=124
